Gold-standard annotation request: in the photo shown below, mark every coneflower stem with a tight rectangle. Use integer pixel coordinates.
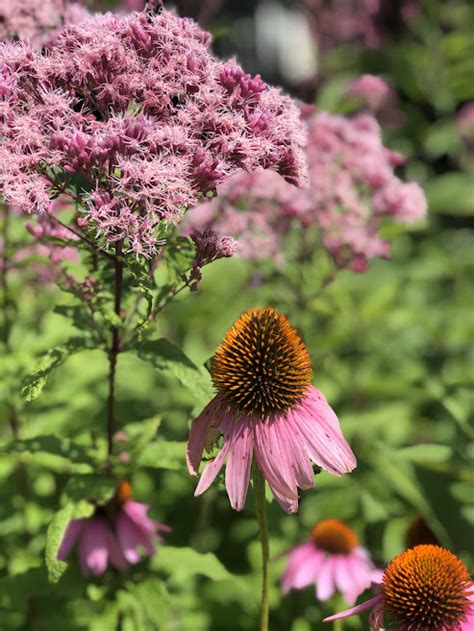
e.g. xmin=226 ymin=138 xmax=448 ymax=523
xmin=253 ymin=465 xmax=270 ymax=631
xmin=106 ymin=241 xmax=123 ymax=458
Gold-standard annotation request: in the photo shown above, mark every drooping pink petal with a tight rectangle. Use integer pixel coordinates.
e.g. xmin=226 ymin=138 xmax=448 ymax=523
xmin=57 ymin=518 xmax=85 ymax=561
xmin=194 ymin=436 xmax=232 ymax=497
xmin=284 ymin=410 xmax=319 ymax=489
xmin=296 ymin=386 xmax=357 ymax=476
xmin=253 ymin=416 xmax=299 ymax=502
xmin=186 ymin=396 xmax=222 ymax=475
xmin=282 ymin=543 xmax=325 ymax=593
xmin=316 ymin=555 xmax=337 ymax=601
xmin=122 ymin=500 xmax=155 ymax=536
xmin=116 ymin=511 xmax=155 ymax=564
xmin=106 ymin=528 xmax=129 ymax=572
xmin=324 ymin=594 xmax=383 ymax=622
xmin=224 ymin=417 xmax=254 ymax=511
xmin=78 ymin=517 xmax=110 ymax=577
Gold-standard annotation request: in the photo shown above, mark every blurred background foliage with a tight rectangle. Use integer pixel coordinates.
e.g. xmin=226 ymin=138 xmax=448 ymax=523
xmin=0 ymin=0 xmax=473 ymax=629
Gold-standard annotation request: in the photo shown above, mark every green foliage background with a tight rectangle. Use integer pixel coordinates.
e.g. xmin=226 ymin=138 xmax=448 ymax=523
xmin=0 ymin=0 xmax=473 ymax=629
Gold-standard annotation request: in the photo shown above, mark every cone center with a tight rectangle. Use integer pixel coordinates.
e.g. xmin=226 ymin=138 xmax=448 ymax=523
xmin=311 ymin=519 xmax=358 ymax=554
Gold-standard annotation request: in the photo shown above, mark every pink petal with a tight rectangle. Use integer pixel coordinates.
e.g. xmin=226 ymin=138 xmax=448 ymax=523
xmin=282 ymin=543 xmax=324 ymax=593
xmin=79 ymin=517 xmax=110 ymax=577
xmin=186 ymin=396 xmax=222 ymax=475
xmin=284 ymin=410 xmax=318 ymax=489
xmin=57 ymin=518 xmax=85 ymax=561
xmin=296 ymin=386 xmax=357 ymax=476
xmin=116 ymin=512 xmax=155 ymax=564
xmin=106 ymin=529 xmax=129 ymax=572
xmin=225 ymin=417 xmax=254 ymax=511
xmin=194 ymin=438 xmax=231 ymax=497
xmin=253 ymin=416 xmax=299 ymax=502
xmin=324 ymin=594 xmax=383 ymax=622
xmin=316 ymin=555 xmax=337 ymax=601
xmin=122 ymin=501 xmax=155 ymax=536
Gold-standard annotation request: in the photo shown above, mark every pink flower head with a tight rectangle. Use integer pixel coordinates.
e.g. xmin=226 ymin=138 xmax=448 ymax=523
xmin=347 ymin=75 xmax=392 ymax=112
xmin=0 ymin=0 xmax=90 ymax=48
xmin=457 ymin=102 xmax=474 ymax=144
xmin=57 ymin=480 xmax=170 ymax=576
xmin=185 ymin=113 xmax=426 ymax=271
xmin=184 ymin=167 xmax=313 ymax=265
xmin=187 ymin=308 xmax=356 ymax=513
xmin=0 ymin=9 xmax=306 ymax=256
xmin=325 ymin=545 xmax=474 ymax=630
xmin=282 ymin=519 xmax=382 ymax=604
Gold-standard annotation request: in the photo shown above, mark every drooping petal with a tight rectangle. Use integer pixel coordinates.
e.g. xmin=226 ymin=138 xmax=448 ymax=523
xmin=194 ymin=436 xmax=232 ymax=497
xmin=282 ymin=542 xmax=325 ymax=593
xmin=253 ymin=416 xmax=299 ymax=503
xmin=224 ymin=417 xmax=254 ymax=511
xmin=284 ymin=410 xmax=319 ymax=489
xmin=116 ymin=511 xmax=155 ymax=564
xmin=186 ymin=396 xmax=222 ymax=475
xmin=106 ymin=528 xmax=129 ymax=572
xmin=122 ymin=500 xmax=155 ymax=536
xmin=296 ymin=386 xmax=357 ymax=476
xmin=316 ymin=555 xmax=337 ymax=601
xmin=57 ymin=518 xmax=85 ymax=561
xmin=78 ymin=517 xmax=110 ymax=577
xmin=323 ymin=594 xmax=383 ymax=622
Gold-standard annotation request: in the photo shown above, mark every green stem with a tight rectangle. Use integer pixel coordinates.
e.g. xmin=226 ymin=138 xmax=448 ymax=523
xmin=253 ymin=466 xmax=270 ymax=631
xmin=333 ymin=618 xmax=343 ymax=631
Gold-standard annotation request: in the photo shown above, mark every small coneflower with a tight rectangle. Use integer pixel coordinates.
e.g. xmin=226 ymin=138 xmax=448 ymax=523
xmin=282 ymin=519 xmax=382 ymax=604
xmin=186 ymin=308 xmax=356 ymax=512
xmin=325 ymin=544 xmax=474 ymax=630
xmin=57 ymin=480 xmax=170 ymax=576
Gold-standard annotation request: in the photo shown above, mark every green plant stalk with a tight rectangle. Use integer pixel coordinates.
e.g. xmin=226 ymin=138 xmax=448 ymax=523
xmin=253 ymin=465 xmax=270 ymax=631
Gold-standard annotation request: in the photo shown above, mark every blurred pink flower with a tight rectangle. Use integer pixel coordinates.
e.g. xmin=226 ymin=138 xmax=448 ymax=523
xmin=187 ymin=308 xmax=356 ymax=513
xmin=348 ymin=75 xmax=392 ymax=112
xmin=0 ymin=0 xmax=89 ymax=47
xmin=457 ymin=102 xmax=474 ymax=145
xmin=325 ymin=545 xmax=474 ymax=630
xmin=281 ymin=519 xmax=382 ymax=604
xmin=57 ymin=481 xmax=170 ymax=576
xmin=185 ymin=112 xmax=426 ymax=271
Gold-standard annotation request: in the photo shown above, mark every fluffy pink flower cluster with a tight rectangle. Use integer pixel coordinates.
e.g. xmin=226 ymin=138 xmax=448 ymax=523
xmin=0 ymin=9 xmax=306 ymax=256
xmin=0 ymin=0 xmax=89 ymax=47
xmin=308 ymin=112 xmax=426 ymax=271
xmin=304 ymin=0 xmax=419 ymax=50
xmin=185 ymin=167 xmax=312 ymax=263
xmin=186 ymin=112 xmax=427 ymax=271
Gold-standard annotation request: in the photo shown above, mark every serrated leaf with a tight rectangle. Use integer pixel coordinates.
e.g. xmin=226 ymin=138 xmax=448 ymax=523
xmin=118 ymin=579 xmax=169 ymax=630
xmin=152 ymin=546 xmax=232 ymax=582
xmin=21 ymin=337 xmax=97 ymax=401
xmin=133 ymin=338 xmax=213 ymax=403
xmin=137 ymin=440 xmax=186 ymax=470
xmin=64 ymin=474 xmax=116 ymax=505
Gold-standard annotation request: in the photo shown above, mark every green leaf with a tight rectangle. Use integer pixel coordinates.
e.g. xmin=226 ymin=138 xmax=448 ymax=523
xmin=118 ymin=579 xmax=169 ymax=630
xmin=426 ymin=172 xmax=474 ymax=215
xmin=123 ymin=417 xmax=162 ymax=459
xmin=133 ymin=338 xmax=213 ymax=403
xmin=0 ymin=435 xmax=95 ymax=473
xmin=137 ymin=440 xmax=186 ymax=470
xmin=21 ymin=337 xmax=97 ymax=401
xmin=152 ymin=546 xmax=232 ymax=582
xmin=397 ymin=444 xmax=452 ymax=464
xmin=45 ymin=500 xmax=94 ymax=583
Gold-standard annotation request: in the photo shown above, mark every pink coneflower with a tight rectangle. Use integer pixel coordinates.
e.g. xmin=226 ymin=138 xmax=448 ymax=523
xmin=187 ymin=308 xmax=356 ymax=513
xmin=281 ymin=519 xmax=382 ymax=604
xmin=325 ymin=545 xmax=474 ymax=630
xmin=57 ymin=480 xmax=170 ymax=576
